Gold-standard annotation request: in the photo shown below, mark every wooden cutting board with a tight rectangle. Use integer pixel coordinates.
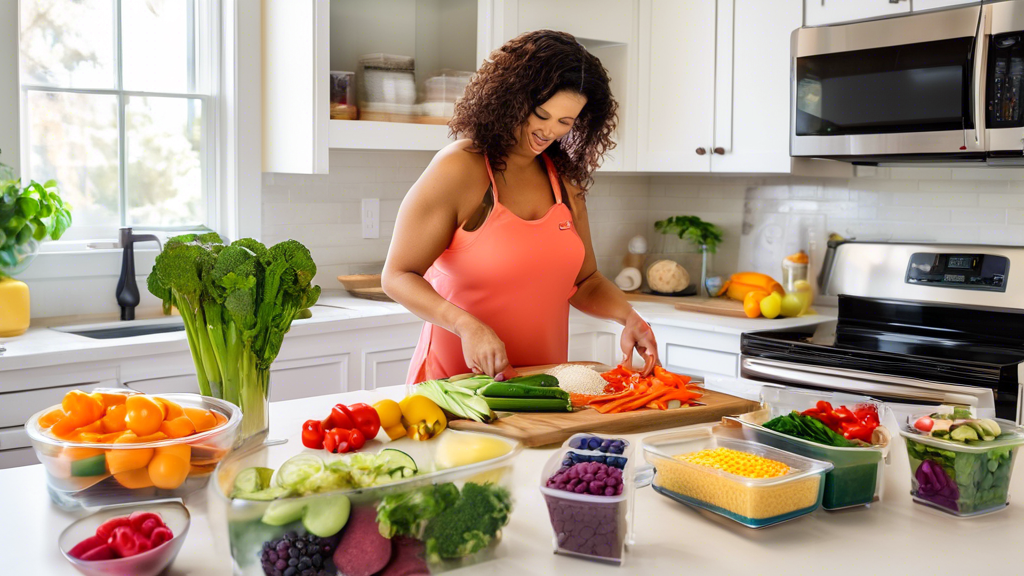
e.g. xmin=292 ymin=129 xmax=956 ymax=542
xmin=672 ymin=297 xmax=750 ymax=318
xmin=447 ymin=363 xmax=759 ymax=447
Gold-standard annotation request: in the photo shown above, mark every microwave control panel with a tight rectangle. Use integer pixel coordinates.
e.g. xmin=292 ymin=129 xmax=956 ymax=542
xmin=906 ymin=253 xmax=1009 ymax=292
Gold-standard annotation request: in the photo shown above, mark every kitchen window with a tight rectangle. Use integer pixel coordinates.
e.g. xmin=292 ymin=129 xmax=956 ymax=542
xmin=18 ymin=0 xmax=218 ymax=244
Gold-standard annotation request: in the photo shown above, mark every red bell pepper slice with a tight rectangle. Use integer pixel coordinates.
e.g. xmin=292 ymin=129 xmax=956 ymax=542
xmin=69 ymin=535 xmax=106 ymax=559
xmin=347 ymin=427 xmax=366 ymax=451
xmin=324 ymin=403 xmax=356 ymax=431
xmin=323 ymin=428 xmax=351 ymax=453
xmin=108 ymin=525 xmax=152 ymax=558
xmin=301 ymin=419 xmax=326 ymax=449
xmin=348 ymin=403 xmax=381 ymax=439
xmin=95 ymin=516 xmax=131 ymax=540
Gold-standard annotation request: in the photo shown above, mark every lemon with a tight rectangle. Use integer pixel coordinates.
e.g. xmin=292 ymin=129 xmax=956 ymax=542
xmin=759 ymin=292 xmax=782 ymax=319
xmin=780 ymin=293 xmax=804 ymax=317
xmin=435 ymin=432 xmax=511 ymax=469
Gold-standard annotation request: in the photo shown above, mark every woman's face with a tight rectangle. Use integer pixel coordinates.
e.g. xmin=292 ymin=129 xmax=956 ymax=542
xmin=516 ymin=89 xmax=587 ymax=158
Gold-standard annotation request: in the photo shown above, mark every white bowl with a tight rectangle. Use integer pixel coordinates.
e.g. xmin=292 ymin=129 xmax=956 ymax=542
xmin=58 ymin=500 xmax=191 ymax=576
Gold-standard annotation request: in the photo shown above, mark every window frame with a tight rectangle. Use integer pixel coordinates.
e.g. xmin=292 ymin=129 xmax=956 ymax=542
xmin=18 ymin=0 xmax=221 ymax=248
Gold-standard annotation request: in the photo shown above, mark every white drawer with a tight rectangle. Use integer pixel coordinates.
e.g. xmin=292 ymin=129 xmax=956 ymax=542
xmin=0 ymin=427 xmax=31 ymax=451
xmin=0 ymin=379 xmax=122 ymax=428
xmin=651 ymin=324 xmax=741 ymax=354
xmin=0 ymin=447 xmax=39 ymax=469
xmin=665 ymin=344 xmax=739 ymax=378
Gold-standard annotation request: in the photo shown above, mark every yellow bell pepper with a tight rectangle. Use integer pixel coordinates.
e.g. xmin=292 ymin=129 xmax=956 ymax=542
xmin=373 ymin=399 xmax=407 ymax=441
xmin=398 ymin=395 xmax=447 ymax=441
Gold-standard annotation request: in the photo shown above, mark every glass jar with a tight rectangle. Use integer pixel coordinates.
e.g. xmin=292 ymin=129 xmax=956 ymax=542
xmin=782 ymin=251 xmax=812 ymax=315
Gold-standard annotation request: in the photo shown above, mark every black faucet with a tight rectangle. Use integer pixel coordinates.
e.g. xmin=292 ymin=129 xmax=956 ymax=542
xmin=115 ymin=227 xmax=162 ymax=321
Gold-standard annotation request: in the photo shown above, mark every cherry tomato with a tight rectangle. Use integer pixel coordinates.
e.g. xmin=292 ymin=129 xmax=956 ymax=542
xmin=301 ymin=419 xmax=325 ymax=449
xmin=125 ymin=396 xmax=166 ymax=436
xmin=915 ymin=416 xmax=934 ymax=433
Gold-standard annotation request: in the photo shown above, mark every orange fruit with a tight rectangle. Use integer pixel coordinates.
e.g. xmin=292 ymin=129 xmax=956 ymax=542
xmin=159 ymin=417 xmax=196 ymax=439
xmin=126 ymin=396 xmax=166 ymax=436
xmin=183 ymin=407 xmax=218 ymax=432
xmin=157 ymin=398 xmax=184 ymax=420
xmin=743 ymin=290 xmax=769 ymax=318
xmin=106 ymin=432 xmax=155 ymax=474
xmin=113 ymin=468 xmax=154 ymax=489
xmin=38 ymin=408 xmax=65 ymax=429
xmin=100 ymin=404 xmax=127 ymax=434
xmin=148 ymin=452 xmax=190 ymax=489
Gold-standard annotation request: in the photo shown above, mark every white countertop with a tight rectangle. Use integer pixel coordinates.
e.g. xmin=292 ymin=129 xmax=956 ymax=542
xmin=0 ymin=291 xmax=419 ymax=372
xmin=628 ymin=300 xmax=837 ymax=335
xmin=7 ymin=385 xmax=1022 ymax=576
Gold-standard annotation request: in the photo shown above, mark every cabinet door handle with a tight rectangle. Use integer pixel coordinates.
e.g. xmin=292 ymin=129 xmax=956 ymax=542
xmin=695 ymin=147 xmax=707 ymax=155
xmin=713 ymin=147 xmax=725 ymax=155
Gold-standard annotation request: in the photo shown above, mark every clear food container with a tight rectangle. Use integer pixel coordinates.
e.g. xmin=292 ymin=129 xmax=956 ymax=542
xmin=209 ymin=429 xmax=521 ymax=575
xmin=538 ymin=434 xmax=652 ymax=565
xmin=729 ymin=387 xmax=891 ymax=510
xmin=900 ymin=415 xmax=1024 ymax=517
xmin=643 ymin=424 xmax=832 ymax=528
xmin=26 ymin=392 xmax=240 ymax=510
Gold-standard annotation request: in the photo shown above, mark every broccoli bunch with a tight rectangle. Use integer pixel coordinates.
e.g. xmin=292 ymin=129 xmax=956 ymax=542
xmin=147 ymin=233 xmax=320 ymax=438
xmin=422 ymin=482 xmax=513 ymax=562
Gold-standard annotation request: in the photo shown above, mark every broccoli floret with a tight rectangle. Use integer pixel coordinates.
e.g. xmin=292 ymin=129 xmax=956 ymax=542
xmin=422 ymin=482 xmax=512 ymax=562
xmin=377 ymin=483 xmax=460 ymax=539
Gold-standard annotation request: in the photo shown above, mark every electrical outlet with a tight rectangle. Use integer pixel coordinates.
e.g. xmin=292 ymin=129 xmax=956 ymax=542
xmin=362 ymin=198 xmax=380 ymax=239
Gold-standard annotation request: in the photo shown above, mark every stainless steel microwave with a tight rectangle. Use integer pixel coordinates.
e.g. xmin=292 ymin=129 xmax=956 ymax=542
xmin=791 ymin=2 xmax=1024 ymax=165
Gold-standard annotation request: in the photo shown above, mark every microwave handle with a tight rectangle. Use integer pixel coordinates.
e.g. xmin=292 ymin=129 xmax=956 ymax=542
xmin=973 ymin=8 xmax=988 ymax=148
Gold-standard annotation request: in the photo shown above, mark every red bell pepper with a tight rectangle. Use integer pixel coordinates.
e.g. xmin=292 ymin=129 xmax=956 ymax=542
xmin=323 ymin=428 xmax=351 ymax=454
xmin=95 ymin=516 xmax=131 ymax=540
xmin=348 ymin=427 xmax=366 ymax=450
xmin=323 ymin=403 xmax=356 ymax=431
xmin=68 ymin=535 xmax=106 ymax=559
xmin=301 ymin=419 xmax=326 ymax=449
xmin=348 ymin=403 xmax=381 ymax=439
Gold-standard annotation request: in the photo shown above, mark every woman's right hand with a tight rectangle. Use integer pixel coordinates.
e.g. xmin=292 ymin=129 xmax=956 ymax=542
xmin=457 ymin=317 xmax=510 ymax=378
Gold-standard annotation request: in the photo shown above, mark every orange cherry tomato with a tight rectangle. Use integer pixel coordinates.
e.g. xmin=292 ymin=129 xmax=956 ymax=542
xmin=113 ymin=468 xmax=154 ymax=489
xmin=743 ymin=290 xmax=769 ymax=319
xmin=159 ymin=417 xmax=196 ymax=439
xmin=183 ymin=407 xmax=218 ymax=432
xmin=148 ymin=452 xmax=190 ymax=489
xmin=38 ymin=408 xmax=65 ymax=429
xmin=100 ymin=404 xmax=128 ymax=434
xmin=125 ymin=396 xmax=166 ymax=436
xmin=157 ymin=398 xmax=184 ymax=420
xmin=106 ymin=432 xmax=157 ymax=474
xmin=61 ymin=391 xmax=105 ymax=427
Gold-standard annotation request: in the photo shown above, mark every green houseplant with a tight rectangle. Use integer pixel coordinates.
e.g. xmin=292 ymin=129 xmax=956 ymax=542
xmin=0 ymin=151 xmax=73 ymax=336
xmin=653 ymin=216 xmax=723 ymax=297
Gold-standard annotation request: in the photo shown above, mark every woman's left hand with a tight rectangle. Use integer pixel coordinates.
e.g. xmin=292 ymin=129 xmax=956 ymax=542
xmin=620 ymin=309 xmax=659 ymax=376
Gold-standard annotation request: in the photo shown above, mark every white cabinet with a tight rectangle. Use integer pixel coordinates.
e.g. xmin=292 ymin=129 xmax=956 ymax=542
xmin=638 ymin=0 xmax=801 ymax=174
xmin=913 ymin=0 xmax=979 ymax=11
xmin=262 ymin=0 xmax=488 ymax=173
xmin=652 ymin=323 xmax=742 ymax=378
xmin=568 ymin=316 xmax=623 ymax=367
xmin=804 ymin=0 xmax=909 ymax=27
xmin=637 ymin=0 xmax=717 ymax=172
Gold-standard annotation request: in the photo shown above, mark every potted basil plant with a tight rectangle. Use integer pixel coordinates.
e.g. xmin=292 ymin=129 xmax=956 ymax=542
xmin=653 ymin=215 xmax=723 ymax=297
xmin=0 ymin=152 xmax=73 ymax=336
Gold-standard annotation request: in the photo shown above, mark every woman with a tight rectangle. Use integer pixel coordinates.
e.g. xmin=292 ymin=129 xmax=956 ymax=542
xmin=382 ymin=30 xmax=659 ymax=384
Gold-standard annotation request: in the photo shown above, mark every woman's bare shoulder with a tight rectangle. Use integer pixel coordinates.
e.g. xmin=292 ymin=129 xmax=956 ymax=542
xmin=411 ymin=140 xmax=489 ymax=204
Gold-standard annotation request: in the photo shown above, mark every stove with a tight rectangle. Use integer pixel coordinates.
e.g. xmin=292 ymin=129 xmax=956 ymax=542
xmin=741 ymin=242 xmax=1024 ymax=423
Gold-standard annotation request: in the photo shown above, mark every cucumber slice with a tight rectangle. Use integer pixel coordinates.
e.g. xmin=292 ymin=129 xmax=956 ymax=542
xmin=378 ymin=449 xmax=417 ymax=476
xmin=235 ymin=486 xmax=293 ymax=502
xmin=70 ymin=454 xmax=107 ymax=477
xmin=262 ymin=499 xmax=308 ymax=526
xmin=232 ymin=467 xmax=274 ymax=496
xmin=302 ymin=494 xmax=351 ymax=537
xmin=275 ymin=454 xmax=325 ymax=489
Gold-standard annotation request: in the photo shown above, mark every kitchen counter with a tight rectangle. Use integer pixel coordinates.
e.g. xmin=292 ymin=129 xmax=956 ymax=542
xmin=629 ymin=301 xmax=836 ymax=334
xmin=0 ymin=291 xmax=418 ymax=372
xmin=7 ymin=386 xmax=1022 ymax=575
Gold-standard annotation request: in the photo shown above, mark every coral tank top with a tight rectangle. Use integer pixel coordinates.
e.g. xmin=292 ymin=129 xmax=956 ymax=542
xmin=406 ymin=154 xmax=586 ymax=384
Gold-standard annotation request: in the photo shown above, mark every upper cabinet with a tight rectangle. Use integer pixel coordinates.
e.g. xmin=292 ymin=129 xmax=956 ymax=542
xmin=804 ymin=0 xmax=909 ymax=27
xmin=263 ymin=0 xmax=488 ymax=174
xmin=638 ymin=0 xmax=802 ymax=173
xmin=912 ymin=0 xmax=979 ymax=11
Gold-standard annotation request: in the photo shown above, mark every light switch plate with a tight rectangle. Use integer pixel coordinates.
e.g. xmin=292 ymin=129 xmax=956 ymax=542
xmin=362 ymin=198 xmax=380 ymax=239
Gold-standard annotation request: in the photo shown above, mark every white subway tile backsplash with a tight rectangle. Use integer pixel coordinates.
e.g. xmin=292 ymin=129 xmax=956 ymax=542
xmin=264 ymin=150 xmax=1024 ymax=283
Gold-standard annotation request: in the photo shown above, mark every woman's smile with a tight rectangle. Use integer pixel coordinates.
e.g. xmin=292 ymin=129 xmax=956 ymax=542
xmin=530 ymin=132 xmax=552 ymax=153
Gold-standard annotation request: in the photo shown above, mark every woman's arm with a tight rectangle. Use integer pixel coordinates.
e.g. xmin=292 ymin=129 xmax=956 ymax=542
xmin=381 ymin=143 xmax=512 ymax=377
xmin=565 ymin=184 xmax=659 ymax=375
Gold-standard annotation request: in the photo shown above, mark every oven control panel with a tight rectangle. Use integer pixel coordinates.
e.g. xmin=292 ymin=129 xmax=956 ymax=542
xmin=906 ymin=253 xmax=1009 ymax=292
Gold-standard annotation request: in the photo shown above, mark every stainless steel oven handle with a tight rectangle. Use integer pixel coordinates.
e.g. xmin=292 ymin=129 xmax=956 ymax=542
xmin=973 ymin=8 xmax=988 ymax=147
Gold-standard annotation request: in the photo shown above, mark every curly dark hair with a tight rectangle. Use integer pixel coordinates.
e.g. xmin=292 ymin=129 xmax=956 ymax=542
xmin=449 ymin=30 xmax=618 ymax=193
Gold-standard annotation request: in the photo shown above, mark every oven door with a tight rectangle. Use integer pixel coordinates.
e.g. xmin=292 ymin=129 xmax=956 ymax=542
xmin=791 ymin=4 xmax=986 ymax=160
xmin=738 ymin=356 xmax=1020 ymax=424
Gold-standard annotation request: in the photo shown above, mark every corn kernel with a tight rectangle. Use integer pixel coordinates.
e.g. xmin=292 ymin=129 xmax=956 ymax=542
xmin=676 ymin=447 xmax=790 ymax=479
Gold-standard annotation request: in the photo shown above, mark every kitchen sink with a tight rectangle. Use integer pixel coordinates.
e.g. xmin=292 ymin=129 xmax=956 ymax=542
xmin=52 ymin=317 xmax=186 ymax=340
xmin=50 ymin=305 xmax=342 ymax=340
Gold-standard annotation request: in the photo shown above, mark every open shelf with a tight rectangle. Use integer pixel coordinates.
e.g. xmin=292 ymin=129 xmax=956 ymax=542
xmin=328 ymin=120 xmax=454 ymax=151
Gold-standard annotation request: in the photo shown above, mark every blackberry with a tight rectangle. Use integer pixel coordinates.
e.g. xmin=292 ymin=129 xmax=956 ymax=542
xmin=259 ymin=531 xmax=340 ymax=576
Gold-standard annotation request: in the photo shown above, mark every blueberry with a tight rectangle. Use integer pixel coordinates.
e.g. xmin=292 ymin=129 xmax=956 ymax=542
xmin=570 ymin=437 xmax=584 ymax=449
xmin=587 ymin=437 xmax=601 ymax=450
xmin=284 ymin=567 xmax=297 ymax=576
xmin=276 ymin=559 xmax=287 ymax=570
